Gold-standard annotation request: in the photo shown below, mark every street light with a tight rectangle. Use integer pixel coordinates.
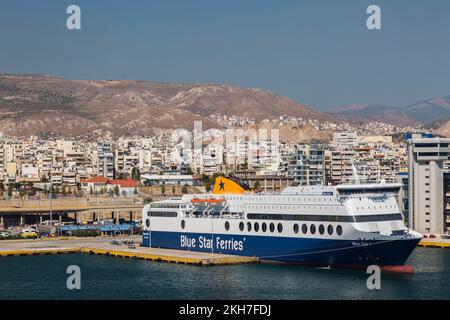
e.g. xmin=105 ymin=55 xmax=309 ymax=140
xmin=49 ymin=162 xmax=53 ymax=224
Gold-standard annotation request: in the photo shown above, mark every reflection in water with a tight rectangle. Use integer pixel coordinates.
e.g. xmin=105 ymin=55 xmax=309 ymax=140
xmin=0 ymin=247 xmax=448 ymax=299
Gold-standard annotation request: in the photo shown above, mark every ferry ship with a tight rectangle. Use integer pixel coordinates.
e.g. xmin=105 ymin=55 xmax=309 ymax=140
xmin=142 ymin=177 xmax=422 ymax=271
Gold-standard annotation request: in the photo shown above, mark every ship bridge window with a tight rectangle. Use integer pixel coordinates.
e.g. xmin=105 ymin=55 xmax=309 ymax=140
xmin=246 ymin=213 xmax=354 ymax=222
xmin=353 ymin=213 xmax=403 ymax=223
xmin=148 ymin=211 xmax=178 ymax=218
xmin=337 ymin=186 xmax=400 ymax=196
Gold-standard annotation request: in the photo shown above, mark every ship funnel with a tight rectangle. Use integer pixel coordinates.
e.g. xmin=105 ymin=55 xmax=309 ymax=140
xmin=212 ymin=177 xmax=245 ymax=194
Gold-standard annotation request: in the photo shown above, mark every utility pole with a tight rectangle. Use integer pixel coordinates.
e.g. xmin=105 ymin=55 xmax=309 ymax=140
xmin=49 ymin=162 xmax=53 ymax=224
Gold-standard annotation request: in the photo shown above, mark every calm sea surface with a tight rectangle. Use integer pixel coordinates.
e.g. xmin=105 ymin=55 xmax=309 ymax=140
xmin=0 ymin=247 xmax=449 ymax=300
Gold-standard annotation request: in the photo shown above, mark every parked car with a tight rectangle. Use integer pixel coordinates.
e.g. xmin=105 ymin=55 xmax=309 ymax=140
xmin=128 ymin=244 xmax=136 ymax=249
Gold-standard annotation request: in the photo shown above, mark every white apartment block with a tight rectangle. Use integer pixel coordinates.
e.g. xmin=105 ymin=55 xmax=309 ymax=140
xmin=407 ymin=134 xmax=450 ymax=235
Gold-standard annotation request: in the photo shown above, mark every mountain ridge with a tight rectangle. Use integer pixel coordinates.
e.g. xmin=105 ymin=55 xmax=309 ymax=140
xmin=0 ymin=73 xmax=327 ymax=136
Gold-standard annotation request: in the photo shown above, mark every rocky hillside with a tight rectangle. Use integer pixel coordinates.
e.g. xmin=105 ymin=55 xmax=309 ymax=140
xmin=0 ymin=74 xmax=326 ymax=136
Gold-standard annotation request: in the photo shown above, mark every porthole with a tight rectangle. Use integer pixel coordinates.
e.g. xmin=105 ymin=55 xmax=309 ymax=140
xmin=327 ymin=225 xmax=333 ymax=235
xmin=301 ymin=224 xmax=307 ymax=234
xmin=145 ymin=219 xmax=150 ymax=228
xmin=225 ymin=221 xmax=230 ymax=231
xmin=247 ymin=222 xmax=252 ymax=232
xmin=319 ymin=224 xmax=325 ymax=235
xmin=181 ymin=220 xmax=186 ymax=229
xmin=310 ymin=224 xmax=316 ymax=234
xmin=254 ymin=222 xmax=260 ymax=232
xmin=262 ymin=223 xmax=267 ymax=232
xmin=293 ymin=224 xmax=299 ymax=234
xmin=239 ymin=222 xmax=244 ymax=232
xmin=337 ymin=225 xmax=343 ymax=236
xmin=277 ymin=223 xmax=283 ymax=233
xmin=269 ymin=223 xmax=275 ymax=233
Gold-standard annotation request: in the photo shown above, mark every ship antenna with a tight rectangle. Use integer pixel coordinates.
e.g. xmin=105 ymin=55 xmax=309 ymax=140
xmin=351 ymin=158 xmax=360 ymax=184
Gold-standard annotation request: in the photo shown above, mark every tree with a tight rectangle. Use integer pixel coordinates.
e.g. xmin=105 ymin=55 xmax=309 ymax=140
xmin=181 ymin=184 xmax=189 ymax=194
xmin=172 ymin=185 xmax=176 ymax=194
xmin=89 ymin=186 xmax=93 ymax=195
xmin=41 ymin=175 xmax=49 ymax=183
xmin=205 ymin=182 xmax=211 ymax=193
xmin=161 ymin=185 xmax=166 ymax=195
xmin=114 ymin=185 xmax=120 ymax=196
xmin=253 ymin=180 xmax=261 ymax=190
xmin=131 ymin=167 xmax=141 ymax=181
xmin=7 ymin=185 xmax=13 ymax=198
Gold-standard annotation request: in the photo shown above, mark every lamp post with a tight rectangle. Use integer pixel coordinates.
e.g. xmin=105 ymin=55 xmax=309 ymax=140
xmin=49 ymin=162 xmax=53 ymax=224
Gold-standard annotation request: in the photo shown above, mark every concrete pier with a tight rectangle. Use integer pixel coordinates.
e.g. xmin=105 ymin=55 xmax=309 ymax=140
xmin=0 ymin=237 xmax=259 ymax=266
xmin=419 ymin=238 xmax=450 ymax=248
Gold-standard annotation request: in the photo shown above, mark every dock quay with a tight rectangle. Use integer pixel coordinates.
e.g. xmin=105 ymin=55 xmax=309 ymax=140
xmin=418 ymin=238 xmax=450 ymax=249
xmin=0 ymin=237 xmax=259 ymax=266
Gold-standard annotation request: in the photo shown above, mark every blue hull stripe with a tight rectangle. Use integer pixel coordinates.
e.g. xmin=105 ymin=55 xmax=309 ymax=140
xmin=142 ymin=231 xmax=420 ymax=266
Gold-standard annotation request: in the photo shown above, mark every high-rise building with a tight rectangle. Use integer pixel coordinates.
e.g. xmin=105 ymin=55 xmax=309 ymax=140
xmin=407 ymin=133 xmax=450 ymax=234
xmin=288 ymin=142 xmax=325 ymax=186
xmin=97 ymin=142 xmax=115 ymax=179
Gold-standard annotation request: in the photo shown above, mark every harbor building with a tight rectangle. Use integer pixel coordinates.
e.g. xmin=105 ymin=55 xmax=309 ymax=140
xmin=407 ymin=133 xmax=450 ymax=235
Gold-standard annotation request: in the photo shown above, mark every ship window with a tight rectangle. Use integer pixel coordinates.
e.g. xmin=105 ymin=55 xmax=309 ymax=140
xmin=269 ymin=223 xmax=275 ymax=232
xmin=310 ymin=224 xmax=316 ymax=234
xmin=302 ymin=224 xmax=307 ymax=234
xmin=254 ymin=222 xmax=260 ymax=232
xmin=327 ymin=225 xmax=333 ymax=235
xmin=293 ymin=224 xmax=299 ymax=234
xmin=277 ymin=223 xmax=283 ymax=233
xmin=239 ymin=222 xmax=244 ymax=232
xmin=225 ymin=221 xmax=230 ymax=231
xmin=247 ymin=222 xmax=252 ymax=232
xmin=337 ymin=225 xmax=343 ymax=236
xmin=181 ymin=220 xmax=186 ymax=229
xmin=145 ymin=219 xmax=150 ymax=228
xmin=262 ymin=223 xmax=267 ymax=232
xmin=319 ymin=224 xmax=325 ymax=235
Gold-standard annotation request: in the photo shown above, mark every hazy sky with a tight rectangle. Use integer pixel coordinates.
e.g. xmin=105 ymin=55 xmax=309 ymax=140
xmin=1 ymin=0 xmax=450 ymax=110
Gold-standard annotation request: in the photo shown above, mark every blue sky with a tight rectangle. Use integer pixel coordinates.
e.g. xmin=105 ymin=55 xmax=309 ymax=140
xmin=1 ymin=0 xmax=450 ymax=110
